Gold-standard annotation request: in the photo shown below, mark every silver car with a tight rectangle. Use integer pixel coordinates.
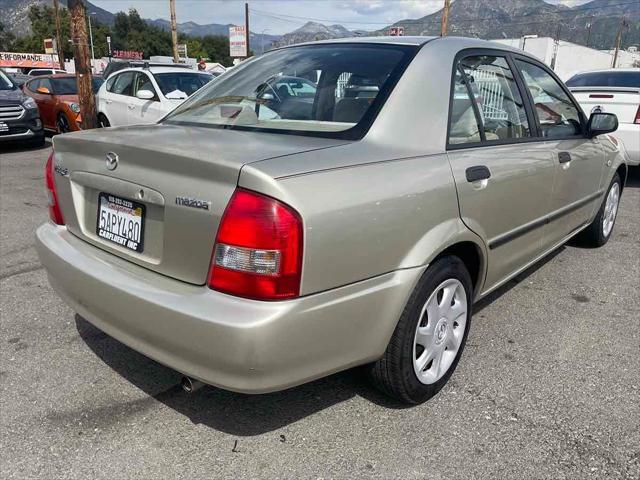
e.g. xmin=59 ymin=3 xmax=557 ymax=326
xmin=36 ymin=37 xmax=627 ymax=404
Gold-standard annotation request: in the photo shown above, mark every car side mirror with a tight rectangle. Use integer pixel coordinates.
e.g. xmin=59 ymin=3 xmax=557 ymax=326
xmin=136 ymin=89 xmax=155 ymax=100
xmin=587 ymin=112 xmax=618 ymax=138
xmin=261 ymin=92 xmax=274 ymax=101
xmin=36 ymin=87 xmax=50 ymax=94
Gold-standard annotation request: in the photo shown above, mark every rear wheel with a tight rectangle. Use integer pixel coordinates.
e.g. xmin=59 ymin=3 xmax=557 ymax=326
xmin=368 ymin=256 xmax=473 ymax=404
xmin=98 ymin=113 xmax=110 ymax=128
xmin=575 ymin=173 xmax=621 ymax=247
xmin=56 ymin=113 xmax=71 ymax=133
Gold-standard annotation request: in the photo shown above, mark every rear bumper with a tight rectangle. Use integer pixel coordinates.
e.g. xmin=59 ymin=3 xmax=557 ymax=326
xmin=36 ymin=223 xmax=422 ymax=393
xmin=614 ymin=123 xmax=639 ymax=166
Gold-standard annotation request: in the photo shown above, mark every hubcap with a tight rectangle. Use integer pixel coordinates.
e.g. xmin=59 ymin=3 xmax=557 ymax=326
xmin=602 ymin=182 xmax=620 ymax=238
xmin=413 ymin=279 xmax=468 ymax=385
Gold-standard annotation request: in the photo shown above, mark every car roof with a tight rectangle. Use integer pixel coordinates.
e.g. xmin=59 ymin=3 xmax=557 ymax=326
xmin=275 ymin=36 xmax=539 ymax=59
xmin=113 ymin=66 xmax=205 ymax=75
xmin=570 ymin=68 xmax=640 ymax=75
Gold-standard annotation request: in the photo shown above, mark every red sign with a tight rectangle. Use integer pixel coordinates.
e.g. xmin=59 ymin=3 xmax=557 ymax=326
xmin=112 ymin=50 xmax=143 ymax=60
xmin=0 ymin=52 xmax=59 ymax=68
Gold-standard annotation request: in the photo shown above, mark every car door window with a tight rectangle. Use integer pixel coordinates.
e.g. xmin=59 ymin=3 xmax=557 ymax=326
xmin=105 ymin=75 xmax=117 ymax=92
xmin=458 ymin=55 xmax=531 ymax=142
xmin=27 ymin=79 xmax=40 ymax=92
xmin=39 ymin=78 xmax=53 ymax=94
xmin=132 ymin=72 xmax=158 ymax=100
xmin=449 ymin=68 xmax=483 ymax=144
xmin=111 ymin=72 xmax=134 ymax=96
xmin=516 ymin=60 xmax=582 ymax=139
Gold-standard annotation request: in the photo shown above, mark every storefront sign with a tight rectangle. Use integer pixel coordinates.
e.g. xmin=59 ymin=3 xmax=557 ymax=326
xmin=0 ymin=52 xmax=59 ymax=68
xmin=112 ymin=50 xmax=143 ymax=60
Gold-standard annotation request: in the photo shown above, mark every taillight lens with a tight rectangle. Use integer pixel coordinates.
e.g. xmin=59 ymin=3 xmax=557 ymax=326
xmin=208 ymin=189 xmax=303 ymax=300
xmin=45 ymin=151 xmax=64 ymax=225
xmin=634 ymin=105 xmax=640 ymax=124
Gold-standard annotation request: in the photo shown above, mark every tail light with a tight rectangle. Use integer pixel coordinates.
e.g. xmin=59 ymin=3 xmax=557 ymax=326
xmin=45 ymin=151 xmax=64 ymax=225
xmin=634 ymin=105 xmax=640 ymax=124
xmin=208 ymin=189 xmax=303 ymax=300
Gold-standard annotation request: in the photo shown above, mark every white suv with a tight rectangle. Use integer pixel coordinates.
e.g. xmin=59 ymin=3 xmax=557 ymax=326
xmin=96 ymin=66 xmax=214 ymax=127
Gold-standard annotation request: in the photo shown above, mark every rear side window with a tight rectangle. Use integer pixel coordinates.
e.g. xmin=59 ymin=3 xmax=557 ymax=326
xmin=111 ymin=72 xmax=135 ymax=96
xmin=566 ymin=71 xmax=640 ymax=88
xmin=105 ymin=75 xmax=117 ymax=92
xmin=449 ymin=55 xmax=531 ymax=145
xmin=516 ymin=60 xmax=582 ymax=139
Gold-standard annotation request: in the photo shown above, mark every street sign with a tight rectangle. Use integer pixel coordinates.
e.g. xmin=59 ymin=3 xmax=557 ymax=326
xmin=388 ymin=26 xmax=405 ymax=36
xmin=44 ymin=38 xmax=55 ymax=54
xmin=177 ymin=43 xmax=188 ymax=58
xmin=229 ymin=25 xmax=247 ymax=58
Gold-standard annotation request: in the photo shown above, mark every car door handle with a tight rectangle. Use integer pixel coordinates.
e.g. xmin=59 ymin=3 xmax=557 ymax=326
xmin=127 ymin=105 xmax=135 ymax=110
xmin=105 ymin=99 xmax=112 ymax=104
xmin=558 ymin=152 xmax=572 ymax=164
xmin=465 ymin=165 xmax=491 ymax=183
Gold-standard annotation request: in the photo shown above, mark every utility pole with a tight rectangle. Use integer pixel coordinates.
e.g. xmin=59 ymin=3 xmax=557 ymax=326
xmin=612 ymin=16 xmax=626 ymax=68
xmin=52 ymin=0 xmax=65 ymax=70
xmin=440 ymin=0 xmax=450 ymax=37
xmin=585 ymin=14 xmax=593 ymax=48
xmin=245 ymin=2 xmax=250 ymax=58
xmin=68 ymin=0 xmax=97 ymax=130
xmin=169 ymin=0 xmax=179 ymax=63
xmin=550 ymin=24 xmax=561 ymax=71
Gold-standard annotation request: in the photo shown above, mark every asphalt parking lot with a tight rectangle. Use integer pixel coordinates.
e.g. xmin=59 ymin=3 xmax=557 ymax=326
xmin=1 ymin=143 xmax=639 ymax=479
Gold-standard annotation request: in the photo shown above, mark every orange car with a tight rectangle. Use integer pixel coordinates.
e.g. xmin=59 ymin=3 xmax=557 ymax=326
xmin=23 ymin=74 xmax=103 ymax=133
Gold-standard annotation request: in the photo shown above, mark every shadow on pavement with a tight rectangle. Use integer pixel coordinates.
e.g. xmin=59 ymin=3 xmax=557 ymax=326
xmin=625 ymin=165 xmax=639 ymax=188
xmin=0 ymin=141 xmax=50 ymax=154
xmin=75 ymin=315 xmax=406 ymax=437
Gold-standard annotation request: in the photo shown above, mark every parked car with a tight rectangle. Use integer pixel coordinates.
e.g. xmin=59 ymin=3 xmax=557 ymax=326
xmin=6 ymin=71 xmax=33 ymax=89
xmin=101 ymin=60 xmax=193 ymax=80
xmin=23 ymin=74 xmax=103 ymax=133
xmin=36 ymin=37 xmax=628 ymax=404
xmin=28 ymin=68 xmax=67 ymax=76
xmin=96 ymin=66 xmax=214 ymax=127
xmin=0 ymin=68 xmax=44 ymax=146
xmin=566 ymin=68 xmax=639 ymax=166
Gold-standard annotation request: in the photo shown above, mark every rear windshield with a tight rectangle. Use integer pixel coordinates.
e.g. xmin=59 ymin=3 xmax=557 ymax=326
xmin=51 ymin=77 xmax=104 ymax=95
xmin=566 ymin=71 xmax=640 ymax=88
xmin=164 ymin=44 xmax=417 ymax=139
xmin=154 ymin=72 xmax=213 ymax=98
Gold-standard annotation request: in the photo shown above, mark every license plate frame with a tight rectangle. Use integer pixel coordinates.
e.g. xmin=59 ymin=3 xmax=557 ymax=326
xmin=96 ymin=192 xmax=146 ymax=253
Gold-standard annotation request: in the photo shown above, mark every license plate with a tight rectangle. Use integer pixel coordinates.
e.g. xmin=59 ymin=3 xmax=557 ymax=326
xmin=96 ymin=193 xmax=145 ymax=252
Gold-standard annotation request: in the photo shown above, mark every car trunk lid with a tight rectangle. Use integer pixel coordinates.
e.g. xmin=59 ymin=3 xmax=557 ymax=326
xmin=52 ymin=123 xmax=346 ymax=284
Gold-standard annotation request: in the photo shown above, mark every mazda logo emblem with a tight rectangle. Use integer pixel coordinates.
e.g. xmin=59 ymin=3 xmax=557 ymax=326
xmin=105 ymin=152 xmax=119 ymax=171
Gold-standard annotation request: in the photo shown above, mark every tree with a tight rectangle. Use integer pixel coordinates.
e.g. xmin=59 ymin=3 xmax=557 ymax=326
xmin=0 ymin=21 xmax=15 ymax=51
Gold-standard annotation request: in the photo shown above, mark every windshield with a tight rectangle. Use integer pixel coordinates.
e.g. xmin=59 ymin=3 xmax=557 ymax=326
xmin=51 ymin=77 xmax=104 ymax=95
xmin=566 ymin=71 xmax=640 ymax=88
xmin=154 ymin=72 xmax=214 ymax=98
xmin=0 ymin=70 xmax=15 ymax=90
xmin=164 ymin=44 xmax=416 ymax=139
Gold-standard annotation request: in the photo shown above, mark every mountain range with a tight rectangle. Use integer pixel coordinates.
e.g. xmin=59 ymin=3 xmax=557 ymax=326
xmin=2 ymin=0 xmax=639 ymax=51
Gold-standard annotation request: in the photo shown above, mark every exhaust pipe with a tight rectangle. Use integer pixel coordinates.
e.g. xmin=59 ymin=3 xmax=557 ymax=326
xmin=181 ymin=376 xmax=204 ymax=393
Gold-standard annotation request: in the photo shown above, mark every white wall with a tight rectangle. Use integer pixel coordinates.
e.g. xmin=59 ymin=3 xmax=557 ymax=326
xmin=492 ymin=37 xmax=640 ymax=80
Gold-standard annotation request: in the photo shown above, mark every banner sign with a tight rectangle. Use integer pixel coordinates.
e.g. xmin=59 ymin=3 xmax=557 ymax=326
xmin=112 ymin=50 xmax=143 ymax=60
xmin=229 ymin=26 xmax=247 ymax=58
xmin=0 ymin=52 xmax=59 ymax=68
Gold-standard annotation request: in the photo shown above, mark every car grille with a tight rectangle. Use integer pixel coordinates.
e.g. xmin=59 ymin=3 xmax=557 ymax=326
xmin=0 ymin=105 xmax=25 ymax=120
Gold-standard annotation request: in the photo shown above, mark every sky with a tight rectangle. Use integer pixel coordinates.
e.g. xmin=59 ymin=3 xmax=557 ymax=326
xmin=90 ymin=0 xmax=595 ymax=35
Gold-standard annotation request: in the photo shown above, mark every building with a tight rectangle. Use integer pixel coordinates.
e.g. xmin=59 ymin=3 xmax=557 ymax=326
xmin=492 ymin=37 xmax=639 ymax=80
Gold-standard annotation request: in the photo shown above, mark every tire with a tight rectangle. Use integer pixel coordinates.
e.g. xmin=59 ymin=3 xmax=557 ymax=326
xmin=575 ymin=173 xmax=621 ymax=247
xmin=368 ymin=256 xmax=473 ymax=404
xmin=98 ymin=113 xmax=110 ymax=128
xmin=30 ymin=134 xmax=45 ymax=148
xmin=57 ymin=113 xmax=71 ymax=133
